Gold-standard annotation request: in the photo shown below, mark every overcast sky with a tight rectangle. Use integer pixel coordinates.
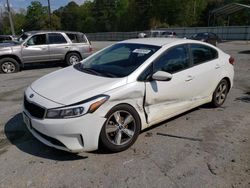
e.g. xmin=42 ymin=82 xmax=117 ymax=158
xmin=0 ymin=0 xmax=86 ymax=10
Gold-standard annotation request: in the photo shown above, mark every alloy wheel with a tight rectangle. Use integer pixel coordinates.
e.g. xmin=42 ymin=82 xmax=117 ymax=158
xmin=105 ymin=110 xmax=136 ymax=146
xmin=215 ymin=81 xmax=228 ymax=105
xmin=1 ymin=62 xmax=16 ymax=73
xmin=69 ymin=55 xmax=80 ymax=65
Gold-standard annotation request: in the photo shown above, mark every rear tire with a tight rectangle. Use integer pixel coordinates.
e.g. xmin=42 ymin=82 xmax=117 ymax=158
xmin=0 ymin=58 xmax=20 ymax=74
xmin=99 ymin=104 xmax=141 ymax=152
xmin=211 ymin=79 xmax=229 ymax=107
xmin=65 ymin=52 xmax=81 ymax=66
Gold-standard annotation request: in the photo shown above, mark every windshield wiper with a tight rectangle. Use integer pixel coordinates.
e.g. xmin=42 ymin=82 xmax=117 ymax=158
xmin=100 ymin=72 xmax=118 ymax=78
xmin=82 ymin=67 xmax=117 ymax=78
xmin=82 ymin=67 xmax=102 ymax=76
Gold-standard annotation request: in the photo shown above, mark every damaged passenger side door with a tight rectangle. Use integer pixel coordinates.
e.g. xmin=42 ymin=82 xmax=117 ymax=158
xmin=144 ymin=44 xmax=195 ymax=124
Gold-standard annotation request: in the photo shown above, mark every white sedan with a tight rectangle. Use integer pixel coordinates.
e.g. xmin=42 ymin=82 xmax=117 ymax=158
xmin=23 ymin=38 xmax=234 ymax=152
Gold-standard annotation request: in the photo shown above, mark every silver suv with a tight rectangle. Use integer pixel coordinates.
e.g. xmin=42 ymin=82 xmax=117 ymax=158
xmin=0 ymin=31 xmax=92 ymax=73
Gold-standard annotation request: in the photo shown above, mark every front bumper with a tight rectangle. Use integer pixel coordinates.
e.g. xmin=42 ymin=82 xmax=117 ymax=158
xmin=23 ymin=110 xmax=106 ymax=152
xmin=22 ymin=87 xmax=106 ymax=152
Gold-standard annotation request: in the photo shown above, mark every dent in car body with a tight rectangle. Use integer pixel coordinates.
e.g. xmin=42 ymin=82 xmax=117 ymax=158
xmin=98 ymin=81 xmax=148 ymax=130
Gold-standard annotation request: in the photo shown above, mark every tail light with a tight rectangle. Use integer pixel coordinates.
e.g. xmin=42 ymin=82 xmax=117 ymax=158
xmin=229 ymin=56 xmax=235 ymax=65
xmin=88 ymin=46 xmax=93 ymax=53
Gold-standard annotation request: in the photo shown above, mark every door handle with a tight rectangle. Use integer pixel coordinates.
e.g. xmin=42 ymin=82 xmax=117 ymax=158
xmin=65 ymin=46 xmax=69 ymax=49
xmin=215 ymin=64 xmax=221 ymax=69
xmin=185 ymin=75 xmax=194 ymax=82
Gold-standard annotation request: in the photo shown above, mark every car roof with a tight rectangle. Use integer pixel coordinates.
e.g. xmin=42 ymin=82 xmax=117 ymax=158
xmin=120 ymin=38 xmax=184 ymax=47
xmin=23 ymin=30 xmax=84 ymax=35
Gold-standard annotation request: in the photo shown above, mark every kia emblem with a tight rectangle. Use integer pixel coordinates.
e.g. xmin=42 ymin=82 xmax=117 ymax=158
xmin=29 ymin=94 xmax=34 ymax=98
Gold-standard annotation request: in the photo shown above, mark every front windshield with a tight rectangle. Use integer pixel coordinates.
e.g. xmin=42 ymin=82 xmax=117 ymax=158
xmin=76 ymin=43 xmax=160 ymax=78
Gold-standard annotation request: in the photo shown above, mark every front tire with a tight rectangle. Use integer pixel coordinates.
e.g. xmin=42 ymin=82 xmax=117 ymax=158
xmin=65 ymin=52 xmax=81 ymax=66
xmin=211 ymin=79 xmax=229 ymax=107
xmin=0 ymin=58 xmax=20 ymax=74
xmin=100 ymin=104 xmax=141 ymax=152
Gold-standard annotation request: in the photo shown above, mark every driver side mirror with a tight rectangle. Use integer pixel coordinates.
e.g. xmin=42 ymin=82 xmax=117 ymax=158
xmin=22 ymin=43 xmax=28 ymax=48
xmin=152 ymin=71 xmax=173 ymax=81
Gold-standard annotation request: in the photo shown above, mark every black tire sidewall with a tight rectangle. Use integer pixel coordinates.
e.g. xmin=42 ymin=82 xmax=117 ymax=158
xmin=99 ymin=104 xmax=141 ymax=152
xmin=66 ymin=52 xmax=81 ymax=66
xmin=212 ymin=79 xmax=229 ymax=107
xmin=0 ymin=58 xmax=20 ymax=74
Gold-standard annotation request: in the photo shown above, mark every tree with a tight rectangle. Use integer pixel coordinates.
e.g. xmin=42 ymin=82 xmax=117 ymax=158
xmin=13 ymin=12 xmax=26 ymax=34
xmin=60 ymin=2 xmax=81 ymax=31
xmin=124 ymin=0 xmax=151 ymax=31
xmin=78 ymin=1 xmax=96 ymax=32
xmin=115 ymin=0 xmax=129 ymax=31
xmin=0 ymin=9 xmax=25 ymax=35
xmin=24 ymin=1 xmax=48 ymax=30
xmin=92 ymin=0 xmax=116 ymax=32
xmin=1 ymin=0 xmax=250 ymax=35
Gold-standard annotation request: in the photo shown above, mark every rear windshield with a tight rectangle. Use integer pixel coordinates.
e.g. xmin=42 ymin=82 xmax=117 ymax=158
xmin=75 ymin=43 xmax=160 ymax=78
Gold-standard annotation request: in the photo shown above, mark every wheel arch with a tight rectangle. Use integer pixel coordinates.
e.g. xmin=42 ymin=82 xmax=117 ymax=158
xmin=222 ymin=77 xmax=231 ymax=91
xmin=0 ymin=55 xmax=23 ymax=67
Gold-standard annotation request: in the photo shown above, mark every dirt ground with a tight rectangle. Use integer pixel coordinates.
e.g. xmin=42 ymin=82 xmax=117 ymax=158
xmin=0 ymin=41 xmax=249 ymax=188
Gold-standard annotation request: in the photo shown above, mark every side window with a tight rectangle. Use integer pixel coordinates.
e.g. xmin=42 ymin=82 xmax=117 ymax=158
xmin=48 ymin=33 xmax=67 ymax=44
xmin=154 ymin=45 xmax=190 ymax=74
xmin=77 ymin=34 xmax=87 ymax=43
xmin=66 ymin=33 xmax=87 ymax=43
xmin=66 ymin=33 xmax=78 ymax=43
xmin=191 ymin=44 xmax=218 ymax=65
xmin=27 ymin=34 xmax=47 ymax=46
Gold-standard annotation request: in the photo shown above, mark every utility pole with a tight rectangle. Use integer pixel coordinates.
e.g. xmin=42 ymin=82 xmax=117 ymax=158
xmin=0 ymin=5 xmax=2 ymax=17
xmin=193 ymin=0 xmax=196 ymax=16
xmin=0 ymin=6 xmax=3 ymax=31
xmin=6 ymin=0 xmax=15 ymax=35
xmin=47 ymin=0 xmax=52 ymax=29
xmin=0 ymin=5 xmax=3 ymax=21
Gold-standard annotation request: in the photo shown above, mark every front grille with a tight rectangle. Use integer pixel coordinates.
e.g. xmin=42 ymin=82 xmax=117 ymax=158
xmin=24 ymin=96 xmax=46 ymax=119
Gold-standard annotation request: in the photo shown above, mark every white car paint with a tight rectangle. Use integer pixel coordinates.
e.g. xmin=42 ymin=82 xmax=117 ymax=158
xmin=23 ymin=38 xmax=234 ymax=152
xmin=31 ymin=67 xmax=127 ymax=105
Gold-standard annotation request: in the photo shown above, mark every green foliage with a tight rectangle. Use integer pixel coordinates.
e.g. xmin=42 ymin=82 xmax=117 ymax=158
xmin=24 ymin=1 xmax=47 ymax=30
xmin=0 ymin=0 xmax=250 ymax=35
xmin=13 ymin=13 xmax=26 ymax=34
xmin=1 ymin=11 xmax=25 ymax=35
xmin=60 ymin=2 xmax=81 ymax=31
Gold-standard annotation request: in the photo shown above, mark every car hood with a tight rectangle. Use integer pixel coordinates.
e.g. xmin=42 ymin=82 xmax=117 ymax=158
xmin=31 ymin=66 xmax=127 ymax=105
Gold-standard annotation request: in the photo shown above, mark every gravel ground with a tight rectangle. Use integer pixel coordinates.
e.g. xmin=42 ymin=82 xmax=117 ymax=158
xmin=0 ymin=41 xmax=249 ymax=188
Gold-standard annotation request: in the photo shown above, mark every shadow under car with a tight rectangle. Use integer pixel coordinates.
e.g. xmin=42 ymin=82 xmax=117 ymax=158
xmin=4 ymin=113 xmax=88 ymax=161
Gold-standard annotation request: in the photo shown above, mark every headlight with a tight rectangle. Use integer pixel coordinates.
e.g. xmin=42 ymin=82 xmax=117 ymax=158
xmin=46 ymin=95 xmax=109 ymax=119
